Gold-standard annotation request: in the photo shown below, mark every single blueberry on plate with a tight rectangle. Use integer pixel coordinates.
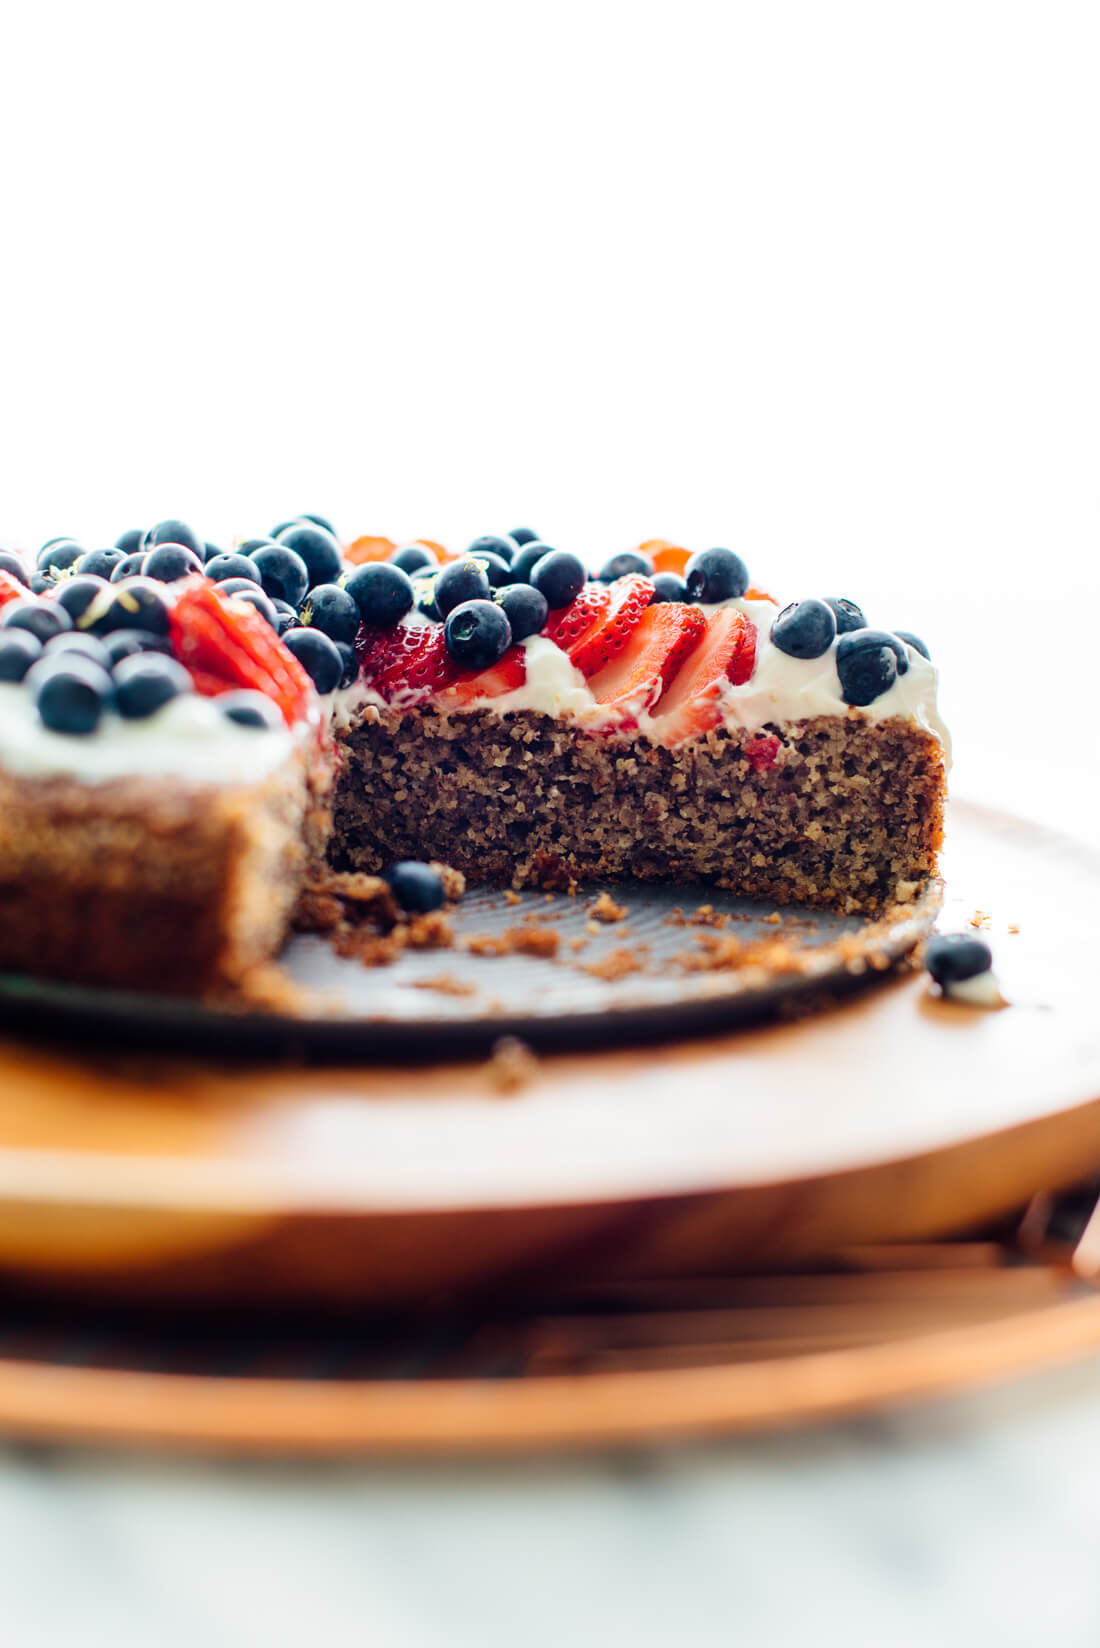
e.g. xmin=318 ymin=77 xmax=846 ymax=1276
xmin=147 ymin=519 xmax=204 ymax=557
xmin=390 ymin=544 xmax=437 ymax=574
xmin=205 ymin=553 xmax=261 ymax=586
xmin=924 ymin=933 xmax=993 ymax=987
xmin=385 ymin=860 xmax=446 ymax=913
xmin=2 ymin=600 xmax=73 ymax=643
xmin=252 ymin=544 xmax=310 ymax=609
xmin=345 ymin=562 xmax=415 ymax=628
xmin=835 ymin=629 xmax=899 ymax=705
xmin=530 ymin=549 xmax=586 ymax=610
xmin=684 ymin=547 xmax=749 ymax=603
xmin=435 ymin=559 xmax=492 ymax=618
xmin=300 ymin=583 xmax=361 ymax=646
xmin=824 ymin=597 xmax=867 ymax=635
xmin=282 ymin=626 xmax=343 ymax=693
xmin=770 ymin=598 xmax=837 ymax=660
xmin=0 ymin=629 xmax=43 ymax=681
xmin=650 ymin=571 xmax=689 ymax=604
xmin=29 ymin=656 xmax=114 ymax=735
xmin=598 ymin=551 xmax=654 ymax=581
xmin=142 ymin=543 xmax=204 ymax=583
xmin=220 ymin=690 xmax=284 ymax=730
xmin=444 ymin=598 xmax=512 ymax=668
xmin=496 ymin=582 xmax=548 ymax=641
xmin=894 ymin=629 xmax=931 ymax=660
xmin=274 ymin=522 xmax=343 ymax=587
xmin=113 ymin=653 xmax=194 ymax=719
xmin=466 ymin=534 xmax=516 ymax=566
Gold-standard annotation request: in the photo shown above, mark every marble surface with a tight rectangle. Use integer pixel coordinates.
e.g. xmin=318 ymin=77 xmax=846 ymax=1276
xmin=2 ymin=1355 xmax=1100 ymax=1646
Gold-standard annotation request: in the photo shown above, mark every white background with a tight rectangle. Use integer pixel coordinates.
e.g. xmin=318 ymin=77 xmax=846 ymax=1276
xmin=0 ymin=0 xmax=1097 ymax=796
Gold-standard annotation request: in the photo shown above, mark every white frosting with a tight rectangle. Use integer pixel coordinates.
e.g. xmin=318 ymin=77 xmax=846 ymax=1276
xmin=943 ymin=969 xmax=1004 ymax=1007
xmin=0 ymin=683 xmax=299 ymax=786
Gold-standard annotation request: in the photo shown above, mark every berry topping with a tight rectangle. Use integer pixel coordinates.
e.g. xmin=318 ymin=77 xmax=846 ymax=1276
xmin=531 ymin=549 xmax=586 ymax=610
xmin=444 ymin=599 xmax=512 ymax=670
xmin=100 ymin=630 xmax=173 ymax=667
xmin=251 ymin=543 xmax=310 ymax=609
xmin=770 ymin=598 xmax=837 ymax=659
xmin=114 ymin=529 xmax=146 ymax=555
xmin=226 ymin=585 xmax=279 ymax=629
xmin=385 ymin=860 xmax=446 ymax=913
xmin=202 ymin=542 xmax=225 ymax=563
xmin=239 ymin=538 xmax=280 ymax=555
xmin=390 ymin=544 xmax=437 ymax=574
xmin=0 ymin=553 xmax=28 ymax=586
xmin=0 ymin=569 xmax=27 ymax=608
xmin=744 ymin=733 xmax=781 ymax=773
xmin=588 ymin=603 xmax=707 ymax=713
xmin=495 ymin=582 xmax=548 ymax=642
xmin=110 ymin=552 xmax=147 ymax=582
xmin=169 ymin=578 xmax=312 ymax=725
xmin=333 ymin=640 xmax=358 ymax=688
xmin=45 ymin=632 xmax=113 ymax=671
xmin=358 ymin=622 xmax=457 ymax=703
xmin=148 ymin=519 xmax=204 ymax=557
xmin=434 ymin=558 xmax=492 ymax=617
xmin=509 ymin=526 xmax=541 ymax=546
xmin=824 ymin=597 xmax=867 ymax=635
xmin=835 ymin=630 xmax=899 ymax=705
xmin=647 ymin=542 xmax=691 ymax=576
xmin=413 ymin=575 xmax=442 ymax=622
xmin=684 ymin=546 xmax=750 ymax=604
xmin=205 ymin=552 xmax=262 ymax=585
xmin=651 ymin=571 xmax=689 ymax=603
xmin=219 ymin=690 xmax=285 ymax=730
xmin=469 ymin=550 xmax=512 ymax=588
xmin=299 ymin=583 xmax=360 ymax=646
xmin=345 ymin=535 xmax=396 ymax=565
xmin=281 ymin=626 xmax=343 ymax=693
xmin=142 ymin=543 xmax=205 ymax=583
xmin=434 ymin=648 xmax=527 ymax=706
xmin=466 ymin=534 xmax=517 ymax=566
xmin=507 ymin=541 xmax=554 ymax=585
xmin=925 ymin=933 xmax=993 ymax=986
xmin=570 ymin=574 xmax=655 ymax=676
xmin=598 ymin=551 xmax=654 ymax=581
xmin=113 ymin=653 xmax=194 ymax=719
xmin=37 ymin=540 xmax=84 ymax=575
xmin=77 ymin=548 xmax=128 ymax=581
xmin=542 ymin=582 xmax=611 ymax=651
xmin=274 ymin=522 xmax=343 ymax=587
xmin=51 ymin=574 xmax=109 ymax=623
xmin=27 ymin=573 xmax=56 ymax=594
xmin=345 ymin=562 xmax=415 ymax=628
xmin=651 ymin=608 xmax=757 ymax=743
xmin=895 ymin=630 xmax=930 ymax=660
xmin=29 ymin=656 xmax=114 ymax=736
xmin=0 ymin=630 xmax=43 ymax=681
xmin=2 ymin=600 xmax=73 ymax=643
xmin=87 ymin=579 xmax=171 ymax=636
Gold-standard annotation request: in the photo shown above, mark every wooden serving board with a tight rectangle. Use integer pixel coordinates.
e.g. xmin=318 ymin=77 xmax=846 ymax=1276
xmin=0 ymin=797 xmax=1095 ymax=1306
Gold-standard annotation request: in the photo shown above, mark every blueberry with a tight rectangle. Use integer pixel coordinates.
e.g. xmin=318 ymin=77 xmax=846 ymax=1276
xmin=651 ymin=572 xmax=689 ymax=603
xmin=147 ymin=519 xmax=203 ymax=557
xmin=924 ymin=933 xmax=993 ymax=987
xmin=895 ymin=630 xmax=931 ymax=660
xmin=835 ymin=630 xmax=899 ymax=706
xmin=94 ymin=579 xmax=171 ymax=636
xmin=385 ymin=860 xmax=446 ymax=913
xmin=824 ymin=597 xmax=867 ymax=635
xmin=390 ymin=544 xmax=437 ymax=574
xmin=282 ymin=626 xmax=343 ymax=693
xmin=202 ymin=541 xmax=225 ymax=563
xmin=239 ymin=537 xmax=280 ymax=555
xmin=101 ymin=630 xmax=173 ymax=667
xmin=271 ymin=598 xmax=298 ymax=618
xmin=413 ymin=575 xmax=442 ymax=623
xmin=0 ymin=552 xmax=29 ymax=585
xmin=36 ymin=540 xmax=84 ymax=574
xmin=333 ymin=640 xmax=358 ymax=688
xmin=469 ymin=551 xmax=512 ymax=589
xmin=599 ymin=551 xmax=654 ymax=581
xmin=272 ymin=513 xmax=338 ymax=541
xmin=345 ymin=562 xmax=415 ymax=628
xmin=1 ymin=600 xmax=73 ymax=643
xmin=29 ymin=656 xmax=113 ymax=735
xmin=113 ymin=653 xmax=193 ymax=719
xmin=110 ymin=552 xmax=148 ymax=582
xmin=224 ymin=585 xmax=279 ymax=629
xmin=444 ymin=598 xmax=512 ymax=669
xmin=507 ymin=542 xmax=553 ymax=585
xmin=274 ymin=522 xmax=343 ymax=587
xmin=219 ymin=690 xmax=284 ymax=730
xmin=142 ymin=543 xmax=204 ymax=583
xmin=466 ymin=534 xmax=516 ymax=566
xmin=0 ymin=630 xmax=43 ymax=681
xmin=53 ymin=574 xmax=110 ymax=623
xmin=509 ymin=527 xmax=541 ymax=546
xmin=205 ymin=552 xmax=262 ymax=585
xmin=300 ymin=583 xmax=360 ymax=646
xmin=252 ymin=544 xmax=310 ymax=609
xmin=77 ymin=548 xmax=128 ymax=581
xmin=28 ymin=573 xmax=56 ymax=594
xmin=45 ymin=632 xmax=113 ymax=671
xmin=435 ymin=558 xmax=492 ymax=618
xmin=270 ymin=519 xmax=302 ymax=540
xmin=684 ymin=547 xmax=749 ymax=603
xmin=114 ymin=528 xmax=146 ymax=555
xmin=273 ymin=608 xmax=297 ymax=637
xmin=496 ymin=582 xmax=548 ymax=641
xmin=530 ymin=549 xmax=586 ymax=610
xmin=770 ymin=598 xmax=837 ymax=660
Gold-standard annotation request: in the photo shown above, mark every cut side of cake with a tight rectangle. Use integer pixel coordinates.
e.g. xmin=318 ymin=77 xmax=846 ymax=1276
xmin=0 ymin=524 xmax=949 ymax=996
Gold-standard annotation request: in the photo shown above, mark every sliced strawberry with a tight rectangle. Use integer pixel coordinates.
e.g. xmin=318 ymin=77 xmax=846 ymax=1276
xmin=744 ymin=732 xmax=781 ymax=772
xmin=651 ymin=609 xmax=758 ymax=745
xmin=587 ymin=604 xmax=706 ymax=715
xmin=169 ymin=577 xmax=312 ymax=726
xmin=345 ymin=535 xmax=396 ymax=565
xmin=0 ymin=570 xmax=26 ymax=609
xmin=570 ymin=574 xmax=654 ymax=677
xmin=433 ymin=646 xmax=526 ymax=708
xmin=188 ymin=665 xmax=237 ymax=698
xmin=359 ymin=622 xmax=457 ymax=704
xmin=646 ymin=542 xmax=691 ymax=576
xmin=542 ymin=584 xmax=610 ymax=653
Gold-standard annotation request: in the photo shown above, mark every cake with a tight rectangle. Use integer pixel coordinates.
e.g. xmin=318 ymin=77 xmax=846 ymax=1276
xmin=0 ymin=520 xmax=949 ymax=998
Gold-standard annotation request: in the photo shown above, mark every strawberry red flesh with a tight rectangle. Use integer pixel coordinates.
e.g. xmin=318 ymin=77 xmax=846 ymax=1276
xmin=587 ymin=604 xmax=706 ymax=715
xmin=433 ymin=645 xmax=526 ymax=707
xmin=359 ymin=622 xmax=457 ymax=703
xmin=169 ymin=577 xmax=312 ymax=726
xmin=569 ymin=574 xmax=654 ymax=677
xmin=651 ymin=609 xmax=758 ymax=745
xmin=542 ymin=584 xmax=610 ymax=654
xmin=0 ymin=571 xmax=26 ymax=609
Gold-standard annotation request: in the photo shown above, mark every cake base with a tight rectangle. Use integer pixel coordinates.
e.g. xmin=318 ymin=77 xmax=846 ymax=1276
xmin=332 ymin=708 xmax=945 ymax=914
